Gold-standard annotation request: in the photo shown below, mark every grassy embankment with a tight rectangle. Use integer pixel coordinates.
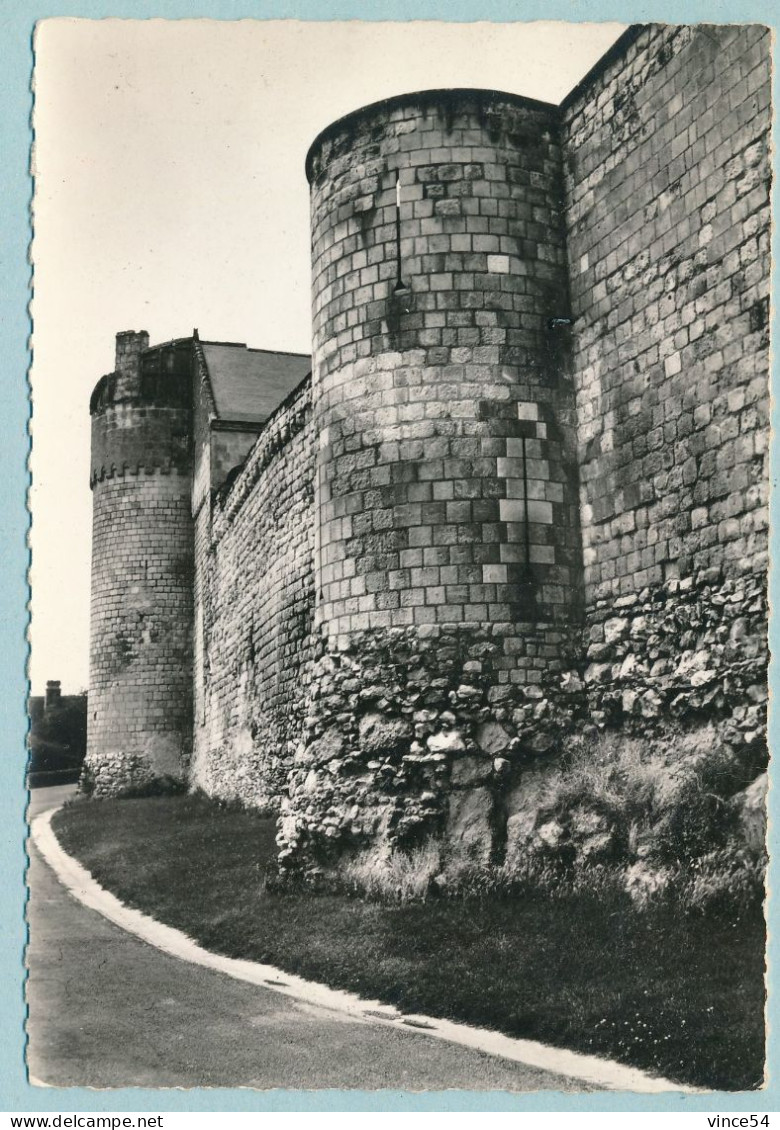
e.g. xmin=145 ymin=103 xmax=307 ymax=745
xmin=52 ymin=794 xmax=765 ymax=1091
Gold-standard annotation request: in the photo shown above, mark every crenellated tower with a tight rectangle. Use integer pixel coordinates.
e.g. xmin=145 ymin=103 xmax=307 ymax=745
xmin=83 ymin=330 xmax=194 ymax=795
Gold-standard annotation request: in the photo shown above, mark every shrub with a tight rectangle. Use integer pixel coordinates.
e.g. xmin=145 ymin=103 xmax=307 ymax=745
xmin=78 ymin=762 xmax=96 ymax=797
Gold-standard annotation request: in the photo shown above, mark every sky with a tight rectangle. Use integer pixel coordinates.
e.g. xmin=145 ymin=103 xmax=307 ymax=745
xmin=29 ymin=17 xmax=626 ymax=695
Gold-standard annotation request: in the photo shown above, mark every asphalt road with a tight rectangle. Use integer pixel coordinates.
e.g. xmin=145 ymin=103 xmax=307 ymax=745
xmin=25 ymin=786 xmax=590 ymax=1092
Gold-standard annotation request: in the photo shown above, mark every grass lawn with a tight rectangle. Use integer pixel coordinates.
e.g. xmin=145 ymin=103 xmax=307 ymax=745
xmin=51 ymin=794 xmax=765 ymax=1091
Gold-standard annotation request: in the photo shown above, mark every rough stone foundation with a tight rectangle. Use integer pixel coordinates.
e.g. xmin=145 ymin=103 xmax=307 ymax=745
xmin=278 ymin=620 xmax=583 ymax=873
xmin=277 ymin=566 xmax=766 ymax=875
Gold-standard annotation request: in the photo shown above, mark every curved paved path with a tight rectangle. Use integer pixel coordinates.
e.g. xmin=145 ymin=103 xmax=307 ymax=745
xmin=26 ymin=787 xmax=590 ymax=1092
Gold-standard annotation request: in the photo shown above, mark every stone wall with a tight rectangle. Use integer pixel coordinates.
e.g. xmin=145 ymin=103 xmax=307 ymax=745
xmin=558 ymin=22 xmax=770 ymax=759
xmin=279 ymin=621 xmax=584 ymax=874
xmin=190 ymin=379 xmax=315 ymax=809
xmin=563 ymin=24 xmax=770 ymax=602
xmin=85 ymin=27 xmax=771 ymax=878
xmin=210 ymin=423 xmax=264 ymax=492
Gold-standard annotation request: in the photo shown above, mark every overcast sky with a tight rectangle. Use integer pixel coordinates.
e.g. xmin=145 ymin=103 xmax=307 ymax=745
xmin=30 ymin=17 xmax=626 ymax=695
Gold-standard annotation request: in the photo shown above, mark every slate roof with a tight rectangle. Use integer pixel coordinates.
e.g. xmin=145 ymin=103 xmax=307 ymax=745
xmin=200 ymin=341 xmax=311 ymax=423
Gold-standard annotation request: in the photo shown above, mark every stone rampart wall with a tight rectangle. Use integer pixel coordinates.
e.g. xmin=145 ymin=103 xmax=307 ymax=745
xmin=190 ymin=379 xmax=315 ymax=809
xmin=563 ymin=24 xmax=771 ymax=605
xmin=557 ymin=22 xmax=771 ymax=763
xmin=86 ymin=27 xmax=772 ymax=879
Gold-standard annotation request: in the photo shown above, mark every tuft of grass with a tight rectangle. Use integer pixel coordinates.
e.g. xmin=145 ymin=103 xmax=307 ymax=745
xmin=52 ymin=794 xmax=766 ymax=1091
xmin=341 ymin=841 xmax=442 ymax=902
xmin=513 ymin=726 xmax=762 ymax=868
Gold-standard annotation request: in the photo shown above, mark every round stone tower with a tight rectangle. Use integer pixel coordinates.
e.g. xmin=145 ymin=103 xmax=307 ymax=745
xmin=280 ymin=89 xmax=583 ymax=872
xmin=307 ymin=89 xmax=581 ymax=673
xmin=83 ymin=330 xmax=194 ymax=796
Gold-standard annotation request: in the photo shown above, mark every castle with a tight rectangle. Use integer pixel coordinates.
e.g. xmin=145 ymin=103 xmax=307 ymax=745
xmin=83 ymin=24 xmax=771 ymax=875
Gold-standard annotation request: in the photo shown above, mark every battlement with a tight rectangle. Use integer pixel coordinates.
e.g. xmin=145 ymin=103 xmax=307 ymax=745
xmin=90 ymin=334 xmax=193 ymax=414
xmin=89 ymin=335 xmax=195 ymax=487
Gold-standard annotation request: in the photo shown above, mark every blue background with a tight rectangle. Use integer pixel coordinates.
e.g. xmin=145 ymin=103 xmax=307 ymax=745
xmin=3 ymin=0 xmax=777 ymax=1112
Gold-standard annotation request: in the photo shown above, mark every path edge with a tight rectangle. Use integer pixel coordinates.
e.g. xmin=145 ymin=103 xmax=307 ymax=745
xmin=31 ymin=804 xmax=702 ymax=1096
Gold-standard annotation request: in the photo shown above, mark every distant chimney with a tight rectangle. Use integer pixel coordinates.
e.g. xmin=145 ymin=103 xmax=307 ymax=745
xmin=114 ymin=330 xmax=150 ymax=378
xmin=45 ymin=680 xmax=62 ymax=711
